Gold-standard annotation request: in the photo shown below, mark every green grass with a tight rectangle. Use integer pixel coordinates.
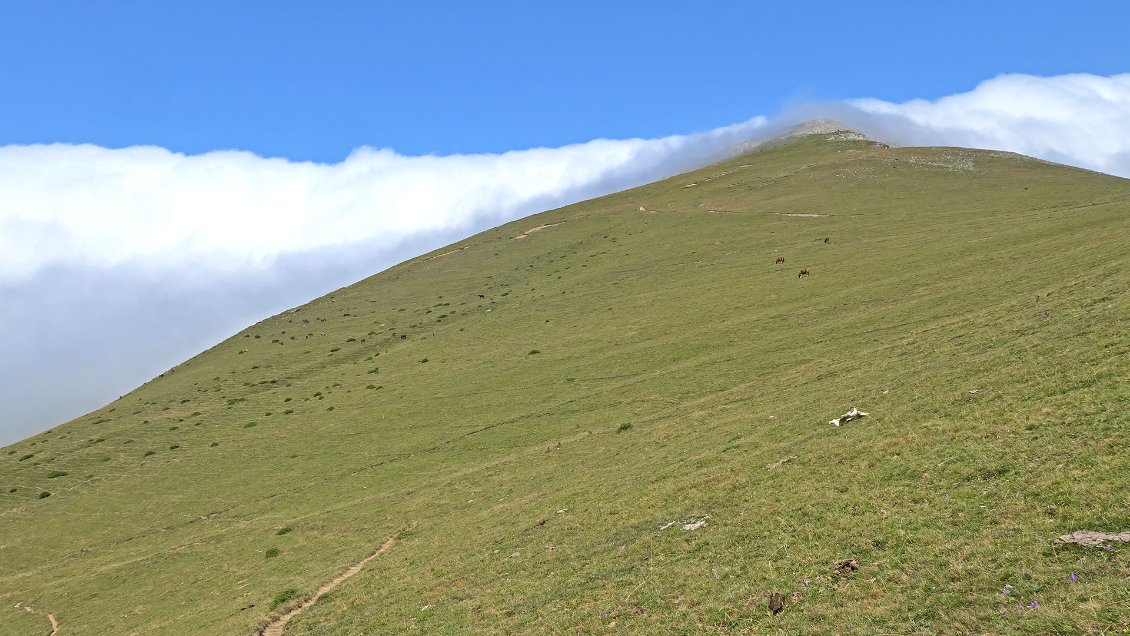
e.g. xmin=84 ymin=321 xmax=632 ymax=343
xmin=1 ymin=134 xmax=1128 ymax=634
xmin=269 ymin=587 xmax=301 ymax=611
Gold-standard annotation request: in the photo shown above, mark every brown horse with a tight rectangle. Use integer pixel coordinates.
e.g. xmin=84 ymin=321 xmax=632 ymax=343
xmin=797 ymin=268 xmax=810 ymax=278
xmin=775 ymin=256 xmax=785 ymax=264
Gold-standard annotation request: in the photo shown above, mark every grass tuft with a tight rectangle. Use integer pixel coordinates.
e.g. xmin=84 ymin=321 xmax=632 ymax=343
xmin=269 ymin=588 xmax=300 ymax=611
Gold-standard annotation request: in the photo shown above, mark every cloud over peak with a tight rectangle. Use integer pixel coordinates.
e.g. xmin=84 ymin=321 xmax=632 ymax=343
xmin=836 ymin=72 xmax=1130 ymax=177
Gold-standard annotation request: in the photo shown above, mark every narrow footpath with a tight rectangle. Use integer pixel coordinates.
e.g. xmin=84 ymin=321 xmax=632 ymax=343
xmin=260 ymin=527 xmax=409 ymax=636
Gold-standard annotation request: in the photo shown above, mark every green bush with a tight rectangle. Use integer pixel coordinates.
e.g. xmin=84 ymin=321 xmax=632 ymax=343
xmin=617 ymin=423 xmax=633 ymax=433
xmin=269 ymin=588 xmax=300 ymax=611
xmin=47 ymin=471 xmax=68 ymax=478
xmin=265 ymin=548 xmax=280 ymax=559
xmin=38 ymin=491 xmax=51 ymax=499
xmin=276 ymin=526 xmax=293 ymax=536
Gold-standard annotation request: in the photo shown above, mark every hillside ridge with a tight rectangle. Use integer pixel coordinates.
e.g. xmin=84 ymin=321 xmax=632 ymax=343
xmin=2 ymin=133 xmax=1128 ymax=635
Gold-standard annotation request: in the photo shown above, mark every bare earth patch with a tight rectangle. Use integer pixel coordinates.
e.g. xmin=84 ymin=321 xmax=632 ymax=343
xmin=260 ymin=527 xmax=410 ymax=636
xmin=426 ymin=247 xmax=468 ymax=261
xmin=513 ymin=222 xmax=564 ymax=239
xmin=1053 ymin=530 xmax=1130 ymax=548
xmin=11 ymin=602 xmax=58 ymax=636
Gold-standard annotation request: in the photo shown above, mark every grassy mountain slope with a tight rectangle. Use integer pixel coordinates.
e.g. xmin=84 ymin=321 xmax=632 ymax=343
xmin=2 ymin=132 xmax=1128 ymax=634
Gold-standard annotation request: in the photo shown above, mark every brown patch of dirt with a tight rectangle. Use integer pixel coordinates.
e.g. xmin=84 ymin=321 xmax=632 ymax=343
xmin=1054 ymin=530 xmax=1130 ymax=548
xmin=513 ymin=222 xmax=563 ymax=239
xmin=765 ymin=456 xmax=795 ymax=470
xmin=834 ymin=557 xmax=860 ymax=574
xmin=11 ymin=602 xmax=58 ymax=636
xmin=426 ymin=247 xmax=468 ymax=261
xmin=260 ymin=526 xmax=411 ymax=636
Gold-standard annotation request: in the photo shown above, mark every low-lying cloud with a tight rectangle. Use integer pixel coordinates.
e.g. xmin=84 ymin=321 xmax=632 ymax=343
xmin=2 ymin=72 xmax=1129 ymax=444
xmin=0 ymin=117 xmax=775 ymax=286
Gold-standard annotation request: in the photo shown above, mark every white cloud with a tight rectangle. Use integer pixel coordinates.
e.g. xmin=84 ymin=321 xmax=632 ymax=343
xmin=0 ymin=117 xmax=772 ymax=286
xmin=825 ymin=72 xmax=1130 ymax=178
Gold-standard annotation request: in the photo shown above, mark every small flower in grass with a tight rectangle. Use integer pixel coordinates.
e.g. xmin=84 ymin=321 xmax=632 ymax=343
xmin=1104 ymin=544 xmax=1113 ymax=551
xmin=1070 ymin=572 xmax=1077 ymax=583
xmin=1002 ymin=585 xmax=1012 ymax=596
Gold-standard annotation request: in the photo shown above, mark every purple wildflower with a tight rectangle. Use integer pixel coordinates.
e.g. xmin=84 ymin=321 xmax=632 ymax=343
xmin=1070 ymin=572 xmax=1077 ymax=583
xmin=1028 ymin=600 xmax=1039 ymax=609
xmin=1002 ymin=585 xmax=1012 ymax=596
xmin=1104 ymin=544 xmax=1113 ymax=551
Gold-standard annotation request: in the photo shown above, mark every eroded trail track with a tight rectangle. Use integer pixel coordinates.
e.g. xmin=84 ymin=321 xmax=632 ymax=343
xmin=11 ymin=602 xmax=59 ymax=635
xmin=260 ymin=527 xmax=409 ymax=636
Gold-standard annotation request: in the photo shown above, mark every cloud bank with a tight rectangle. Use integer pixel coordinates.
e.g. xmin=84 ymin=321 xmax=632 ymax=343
xmin=0 ymin=117 xmax=775 ymax=286
xmin=826 ymin=72 xmax=1130 ymax=178
xmin=2 ymin=72 xmax=1129 ymax=444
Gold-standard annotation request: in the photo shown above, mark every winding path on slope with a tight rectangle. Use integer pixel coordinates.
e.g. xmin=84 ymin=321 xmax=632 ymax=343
xmin=260 ymin=526 xmax=411 ymax=636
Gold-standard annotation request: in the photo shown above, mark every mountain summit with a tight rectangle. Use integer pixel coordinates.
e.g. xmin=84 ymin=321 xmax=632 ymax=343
xmin=2 ymin=133 xmax=1128 ymax=634
xmin=785 ymin=118 xmax=872 ymax=140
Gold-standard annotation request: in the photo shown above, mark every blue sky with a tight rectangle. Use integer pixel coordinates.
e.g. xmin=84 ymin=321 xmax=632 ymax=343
xmin=2 ymin=1 xmax=1127 ymax=161
xmin=2 ymin=1 xmax=1129 ymax=445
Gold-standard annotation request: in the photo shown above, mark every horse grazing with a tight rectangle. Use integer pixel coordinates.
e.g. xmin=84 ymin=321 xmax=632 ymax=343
xmin=775 ymin=256 xmax=785 ymax=264
xmin=797 ymin=268 xmax=810 ymax=278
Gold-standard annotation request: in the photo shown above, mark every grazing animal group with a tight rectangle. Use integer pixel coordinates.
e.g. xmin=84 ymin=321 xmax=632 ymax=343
xmin=777 ymin=236 xmax=828 ymax=277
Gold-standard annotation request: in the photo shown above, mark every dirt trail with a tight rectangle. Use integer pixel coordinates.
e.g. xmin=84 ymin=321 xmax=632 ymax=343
xmin=513 ymin=222 xmax=563 ymax=239
xmin=260 ymin=528 xmax=408 ymax=636
xmin=426 ymin=247 xmax=468 ymax=261
xmin=12 ymin=602 xmax=58 ymax=635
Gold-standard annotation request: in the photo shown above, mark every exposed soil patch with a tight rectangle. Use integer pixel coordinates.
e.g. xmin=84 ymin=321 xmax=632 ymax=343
xmin=11 ymin=602 xmax=58 ymax=636
xmin=834 ymin=556 xmax=860 ymax=574
xmin=771 ymin=212 xmax=826 ymax=218
xmin=1053 ymin=530 xmax=1130 ymax=548
xmin=260 ymin=527 xmax=410 ymax=636
xmin=513 ymin=222 xmax=564 ymax=239
xmin=426 ymin=247 xmax=468 ymax=261
xmin=765 ymin=456 xmax=795 ymax=470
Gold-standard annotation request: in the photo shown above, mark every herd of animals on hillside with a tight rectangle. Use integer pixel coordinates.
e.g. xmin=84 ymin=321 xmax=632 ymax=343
xmin=776 ymin=236 xmax=828 ymax=277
